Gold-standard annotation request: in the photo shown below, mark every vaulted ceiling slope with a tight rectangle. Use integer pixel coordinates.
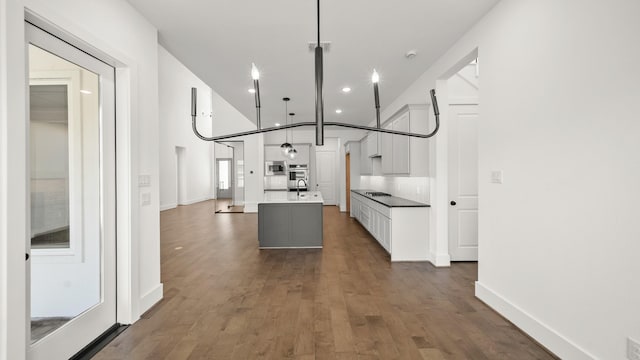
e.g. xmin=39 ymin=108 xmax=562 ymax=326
xmin=128 ymin=0 xmax=499 ymax=128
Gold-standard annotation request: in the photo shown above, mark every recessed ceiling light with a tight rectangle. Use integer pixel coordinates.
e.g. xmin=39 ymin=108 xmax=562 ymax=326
xmin=335 ymin=109 xmax=342 ymax=114
xmin=80 ymin=89 xmax=92 ymax=95
xmin=341 ymin=87 xmax=351 ymax=93
xmin=248 ymin=88 xmax=256 ymax=94
xmin=275 ymin=123 xmax=281 ymax=127
xmin=405 ymin=50 xmax=417 ymax=59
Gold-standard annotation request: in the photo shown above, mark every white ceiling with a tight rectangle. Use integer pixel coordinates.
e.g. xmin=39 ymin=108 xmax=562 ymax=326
xmin=127 ymin=0 xmax=498 ymax=128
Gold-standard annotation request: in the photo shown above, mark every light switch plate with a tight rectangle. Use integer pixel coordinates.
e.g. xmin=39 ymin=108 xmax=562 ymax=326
xmin=138 ymin=174 xmax=151 ymax=187
xmin=491 ymin=170 xmax=503 ymax=184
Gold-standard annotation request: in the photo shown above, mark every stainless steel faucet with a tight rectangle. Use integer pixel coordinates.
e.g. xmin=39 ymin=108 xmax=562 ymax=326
xmin=296 ymin=179 xmax=308 ymax=197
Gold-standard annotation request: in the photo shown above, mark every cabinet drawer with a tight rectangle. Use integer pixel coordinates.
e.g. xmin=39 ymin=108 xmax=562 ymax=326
xmin=370 ymin=201 xmax=390 ymax=218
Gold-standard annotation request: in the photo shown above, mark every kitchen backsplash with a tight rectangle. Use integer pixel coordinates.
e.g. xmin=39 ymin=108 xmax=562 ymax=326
xmin=264 ymin=175 xmax=287 ymax=190
xmin=359 ymin=176 xmax=430 ymax=204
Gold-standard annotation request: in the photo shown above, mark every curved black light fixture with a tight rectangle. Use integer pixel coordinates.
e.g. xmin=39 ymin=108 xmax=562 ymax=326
xmin=190 ymin=0 xmax=441 ymax=144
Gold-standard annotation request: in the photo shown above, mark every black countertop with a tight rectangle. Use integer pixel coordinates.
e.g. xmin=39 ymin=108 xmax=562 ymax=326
xmin=351 ymin=189 xmax=430 ymax=208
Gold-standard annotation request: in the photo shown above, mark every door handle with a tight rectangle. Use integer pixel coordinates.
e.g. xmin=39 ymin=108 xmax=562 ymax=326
xmin=450 ymin=201 xmax=457 ymax=206
xmin=26 ymin=253 xmax=30 ymax=261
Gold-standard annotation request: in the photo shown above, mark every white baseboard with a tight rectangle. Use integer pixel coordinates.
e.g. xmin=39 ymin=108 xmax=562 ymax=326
xmin=160 ymin=203 xmax=177 ymax=211
xmin=139 ymin=283 xmax=163 ymax=316
xmin=178 ymin=196 xmax=212 ymax=206
xmin=430 ymin=251 xmax=451 ymax=267
xmin=244 ymin=202 xmax=258 ymax=213
xmin=475 ymin=282 xmax=595 ymax=360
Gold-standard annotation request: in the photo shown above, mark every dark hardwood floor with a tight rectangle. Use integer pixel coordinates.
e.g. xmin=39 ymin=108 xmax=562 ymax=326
xmin=95 ymin=200 xmax=556 ymax=359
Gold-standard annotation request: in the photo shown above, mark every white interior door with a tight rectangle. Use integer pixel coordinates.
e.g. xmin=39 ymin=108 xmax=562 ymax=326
xmin=448 ymin=104 xmax=479 ymax=261
xmin=26 ymin=22 xmax=116 ymax=359
xmin=316 ymin=151 xmax=336 ymax=205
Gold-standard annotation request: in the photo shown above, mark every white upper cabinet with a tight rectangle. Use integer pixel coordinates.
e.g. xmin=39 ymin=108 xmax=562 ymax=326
xmin=381 ymin=122 xmax=393 ymax=174
xmin=360 ymin=136 xmax=372 ymax=175
xmin=381 ymin=104 xmax=430 ymax=176
xmin=392 ymin=113 xmax=410 ymax=174
xmin=366 ymin=132 xmax=381 ymax=157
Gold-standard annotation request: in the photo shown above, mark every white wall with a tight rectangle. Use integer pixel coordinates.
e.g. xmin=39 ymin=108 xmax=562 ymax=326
xmin=158 ymin=45 xmax=213 ymax=210
xmin=381 ymin=0 xmax=640 ymax=359
xmin=1 ymin=0 xmax=163 ymax=358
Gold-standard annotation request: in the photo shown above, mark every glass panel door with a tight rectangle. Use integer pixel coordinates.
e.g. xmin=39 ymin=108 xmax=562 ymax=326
xmin=26 ymin=22 xmax=116 ymax=360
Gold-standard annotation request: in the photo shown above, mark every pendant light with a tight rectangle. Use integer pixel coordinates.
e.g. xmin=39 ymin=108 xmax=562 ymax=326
xmin=287 ymin=112 xmax=298 ymax=160
xmin=280 ymin=97 xmax=293 ymax=156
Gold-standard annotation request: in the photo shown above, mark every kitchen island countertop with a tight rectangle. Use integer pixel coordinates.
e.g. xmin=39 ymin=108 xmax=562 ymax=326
xmin=260 ymin=190 xmax=324 ymax=204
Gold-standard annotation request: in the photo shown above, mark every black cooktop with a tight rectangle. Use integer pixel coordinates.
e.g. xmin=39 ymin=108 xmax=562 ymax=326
xmin=364 ymin=191 xmax=392 ymax=197
xmin=351 ymin=189 xmax=430 ymax=208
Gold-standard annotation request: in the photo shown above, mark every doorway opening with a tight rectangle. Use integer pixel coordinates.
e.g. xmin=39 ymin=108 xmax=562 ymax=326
xmin=445 ymin=55 xmax=480 ymax=262
xmin=214 ymin=141 xmax=245 ymax=213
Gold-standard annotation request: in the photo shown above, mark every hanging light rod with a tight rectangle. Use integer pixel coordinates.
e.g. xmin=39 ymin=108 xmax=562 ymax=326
xmin=190 ymin=0 xmax=441 ymax=144
xmin=314 ymin=0 xmax=324 ymax=146
xmin=372 ymin=69 xmax=381 ymax=128
xmin=251 ymin=63 xmax=261 ymax=129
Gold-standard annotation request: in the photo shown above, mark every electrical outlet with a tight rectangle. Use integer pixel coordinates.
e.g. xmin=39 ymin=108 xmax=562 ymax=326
xmin=491 ymin=170 xmax=503 ymax=184
xmin=140 ymin=192 xmax=151 ymax=206
xmin=628 ymin=337 xmax=640 ymax=360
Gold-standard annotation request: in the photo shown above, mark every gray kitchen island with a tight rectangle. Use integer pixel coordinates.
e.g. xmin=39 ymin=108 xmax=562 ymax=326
xmin=258 ymin=191 xmax=324 ymax=249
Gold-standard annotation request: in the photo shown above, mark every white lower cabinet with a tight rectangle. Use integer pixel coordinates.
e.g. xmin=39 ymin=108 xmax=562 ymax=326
xmin=351 ymin=192 xmax=428 ymax=261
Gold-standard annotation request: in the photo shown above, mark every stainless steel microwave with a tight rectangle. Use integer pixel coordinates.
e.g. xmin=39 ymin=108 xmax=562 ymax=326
xmin=265 ymin=161 xmax=286 ymax=176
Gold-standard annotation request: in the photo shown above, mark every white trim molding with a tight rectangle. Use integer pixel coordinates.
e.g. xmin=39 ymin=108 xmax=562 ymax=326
xmin=475 ymin=282 xmax=596 ymax=360
xmin=430 ymin=251 xmax=451 ymax=267
xmin=139 ymin=283 xmax=163 ymax=316
xmin=179 ymin=196 xmax=213 ymax=207
xmin=244 ymin=201 xmax=258 ymax=213
xmin=160 ymin=203 xmax=177 ymax=211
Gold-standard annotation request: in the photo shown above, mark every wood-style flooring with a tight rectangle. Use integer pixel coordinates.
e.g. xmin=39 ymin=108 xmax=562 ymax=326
xmin=95 ymin=200 xmax=556 ymax=360
xmin=214 ymin=198 xmax=244 ymax=214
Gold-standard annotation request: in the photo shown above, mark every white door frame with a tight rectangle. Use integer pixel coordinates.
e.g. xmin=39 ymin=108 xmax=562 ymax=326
xmin=26 ymin=22 xmax=117 ymax=359
xmin=24 ymin=9 xmax=142 ymax=326
xmin=1 ymin=8 xmax=145 ymax=359
xmin=430 ymin=48 xmax=480 ymax=267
